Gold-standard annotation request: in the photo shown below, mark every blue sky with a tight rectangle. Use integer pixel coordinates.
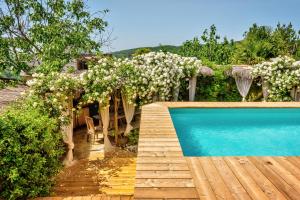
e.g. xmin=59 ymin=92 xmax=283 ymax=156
xmin=88 ymin=0 xmax=300 ymax=52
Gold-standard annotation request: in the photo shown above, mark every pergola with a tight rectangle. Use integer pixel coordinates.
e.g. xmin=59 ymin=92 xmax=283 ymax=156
xmin=188 ymin=66 xmax=214 ymax=101
xmin=63 ymin=65 xmax=215 ymax=165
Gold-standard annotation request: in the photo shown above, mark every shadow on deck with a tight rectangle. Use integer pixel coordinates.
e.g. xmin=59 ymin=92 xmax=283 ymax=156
xmin=51 ymin=128 xmax=136 ymax=198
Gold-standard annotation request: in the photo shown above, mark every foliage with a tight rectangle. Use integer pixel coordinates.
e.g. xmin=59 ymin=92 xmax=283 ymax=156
xmin=178 ymin=61 xmax=241 ymax=101
xmin=27 ymin=72 xmax=81 ymax=124
xmin=271 ymin=23 xmax=299 ymax=57
xmin=180 ymin=25 xmax=235 ymax=65
xmin=252 ymin=56 xmax=300 ymax=101
xmin=234 ymin=23 xmax=300 ymax=64
xmin=83 ymin=52 xmax=204 ymax=106
xmin=82 ymin=57 xmax=125 ymax=106
xmin=0 ymin=79 xmax=19 ymax=89
xmin=197 ymin=64 xmax=241 ymax=101
xmin=128 ymin=52 xmax=203 ymax=104
xmin=0 ymin=99 xmax=63 ymax=199
xmin=127 ymin=129 xmax=139 ymax=146
xmin=0 ymin=0 xmax=108 ymax=75
xmin=234 ymin=24 xmax=274 ymax=64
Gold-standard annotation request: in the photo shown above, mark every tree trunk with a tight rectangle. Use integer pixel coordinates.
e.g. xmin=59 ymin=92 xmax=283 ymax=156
xmin=63 ymin=98 xmax=74 ymax=166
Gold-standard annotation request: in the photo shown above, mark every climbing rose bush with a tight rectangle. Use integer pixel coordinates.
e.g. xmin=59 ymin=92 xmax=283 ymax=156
xmin=252 ymin=56 xmax=300 ymax=101
xmin=26 ymin=72 xmax=81 ymax=124
xmin=81 ymin=57 xmax=126 ymax=106
xmin=83 ymin=52 xmax=204 ymax=105
xmin=127 ymin=52 xmax=203 ymax=104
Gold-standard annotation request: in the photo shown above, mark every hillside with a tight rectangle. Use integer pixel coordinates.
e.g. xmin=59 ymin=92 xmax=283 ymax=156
xmin=112 ymin=45 xmax=180 ymax=58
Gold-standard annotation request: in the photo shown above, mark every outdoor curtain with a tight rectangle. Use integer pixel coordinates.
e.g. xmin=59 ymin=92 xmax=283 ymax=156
xmin=99 ymin=103 xmax=114 ymax=152
xmin=121 ymin=93 xmax=135 ymax=136
xmin=189 ymin=76 xmax=197 ymax=101
xmin=232 ymin=67 xmax=253 ymax=101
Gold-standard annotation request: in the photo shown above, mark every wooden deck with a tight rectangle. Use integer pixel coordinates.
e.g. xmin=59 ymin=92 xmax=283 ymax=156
xmin=53 ymin=128 xmax=136 ymax=197
xmin=36 ymin=194 xmax=133 ymax=200
xmin=135 ymin=102 xmax=300 ymax=199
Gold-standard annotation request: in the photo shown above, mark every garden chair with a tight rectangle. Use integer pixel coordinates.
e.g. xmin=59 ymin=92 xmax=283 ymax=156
xmin=85 ymin=116 xmax=103 ymax=143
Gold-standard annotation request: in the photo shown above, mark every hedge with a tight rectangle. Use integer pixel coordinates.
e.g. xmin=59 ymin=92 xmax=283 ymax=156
xmin=0 ymin=101 xmax=64 ymax=199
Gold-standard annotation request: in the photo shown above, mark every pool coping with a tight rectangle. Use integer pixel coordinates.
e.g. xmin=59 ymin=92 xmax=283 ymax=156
xmin=134 ymin=102 xmax=300 ymax=199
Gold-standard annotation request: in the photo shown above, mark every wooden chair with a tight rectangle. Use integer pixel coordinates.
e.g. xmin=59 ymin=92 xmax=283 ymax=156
xmin=85 ymin=116 xmax=103 ymax=143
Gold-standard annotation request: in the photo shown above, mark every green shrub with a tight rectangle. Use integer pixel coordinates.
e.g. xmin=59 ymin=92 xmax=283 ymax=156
xmin=179 ymin=63 xmax=241 ymax=101
xmin=0 ymin=79 xmax=19 ymax=90
xmin=127 ymin=129 xmax=139 ymax=146
xmin=0 ymin=102 xmax=64 ymax=199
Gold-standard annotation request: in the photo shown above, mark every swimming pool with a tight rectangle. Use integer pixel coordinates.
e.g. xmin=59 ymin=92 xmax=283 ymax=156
xmin=169 ymin=108 xmax=300 ymax=156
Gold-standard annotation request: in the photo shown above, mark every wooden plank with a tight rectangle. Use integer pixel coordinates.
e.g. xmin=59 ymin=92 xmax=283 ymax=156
xmin=134 ymin=188 xmax=199 ymax=199
xmin=186 ymin=157 xmax=217 ymax=200
xmin=136 ymin=170 xmax=192 ymax=179
xmin=249 ymin=157 xmax=300 ymax=200
xmin=261 ymin=157 xmax=300 ymax=192
xmin=137 ymin=151 xmax=183 ymax=157
xmin=139 ymin=134 xmax=177 ymax=138
xmin=135 ymin=178 xmax=194 ymax=188
xmin=139 ymin=131 xmax=176 ymax=135
xmin=198 ymin=158 xmax=234 ymax=200
xmin=110 ymin=196 xmax=121 ymax=200
xmin=164 ymin=101 xmax=300 ymax=108
xmin=138 ymin=138 xmax=179 ymax=142
xmin=275 ymin=157 xmax=300 ymax=180
xmin=224 ymin=157 xmax=269 ymax=200
xmin=286 ymin=157 xmax=300 ymax=170
xmin=235 ymin=157 xmax=288 ymax=200
xmin=120 ymin=196 xmax=133 ymax=200
xmin=138 ymin=141 xmax=180 ymax=147
xmin=136 ymin=163 xmax=189 ymax=171
xmin=137 ymin=146 xmax=182 ymax=152
xmin=211 ymin=157 xmax=251 ymax=200
xmin=137 ymin=157 xmax=186 ymax=164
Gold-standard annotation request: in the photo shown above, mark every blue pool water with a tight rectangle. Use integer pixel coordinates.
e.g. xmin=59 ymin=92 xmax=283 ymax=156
xmin=169 ymin=108 xmax=300 ymax=156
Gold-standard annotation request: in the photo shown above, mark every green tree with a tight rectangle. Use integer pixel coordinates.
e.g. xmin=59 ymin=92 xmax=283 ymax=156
xmin=0 ymin=0 xmax=108 ymax=74
xmin=233 ymin=23 xmax=300 ymax=64
xmin=216 ymin=37 xmax=235 ymax=64
xmin=180 ymin=25 xmax=235 ymax=65
xmin=271 ymin=23 xmax=299 ymax=56
xmin=200 ymin=25 xmax=220 ymax=61
xmin=296 ymin=36 xmax=300 ymax=60
xmin=235 ymin=24 xmax=273 ymax=64
xmin=180 ymin=37 xmax=202 ymax=58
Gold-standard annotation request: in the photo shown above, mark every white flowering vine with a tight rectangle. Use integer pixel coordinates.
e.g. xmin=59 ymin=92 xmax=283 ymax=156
xmin=252 ymin=56 xmax=300 ymax=101
xmin=82 ymin=52 xmax=204 ymax=106
xmin=81 ymin=57 xmax=125 ymax=106
xmin=126 ymin=51 xmax=202 ymax=104
xmin=27 ymin=72 xmax=81 ymax=124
